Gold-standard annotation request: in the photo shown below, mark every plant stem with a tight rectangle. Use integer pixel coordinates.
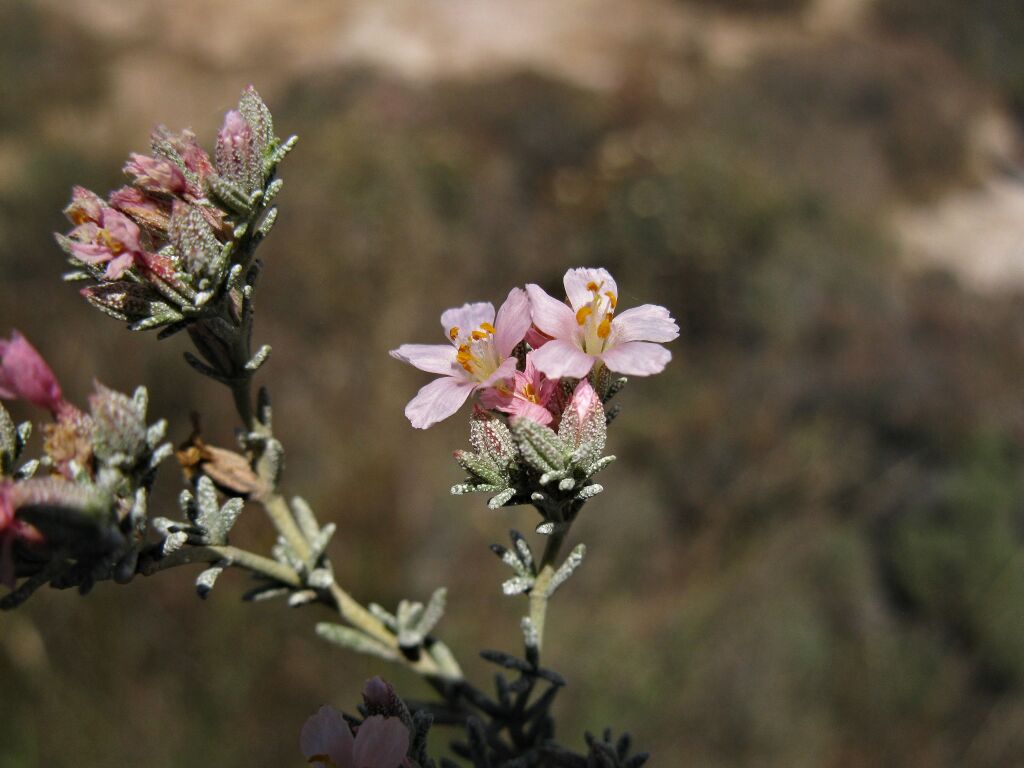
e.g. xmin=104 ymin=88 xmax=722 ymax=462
xmin=528 ymin=525 xmax=569 ymax=654
xmin=139 ymin=544 xmax=302 ymax=587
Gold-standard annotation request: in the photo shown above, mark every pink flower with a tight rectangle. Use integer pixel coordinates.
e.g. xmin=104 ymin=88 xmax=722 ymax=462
xmin=109 ymin=185 xmax=172 ymax=234
xmin=124 ymin=153 xmax=187 ymax=196
xmin=391 ymin=288 xmax=532 ymax=429
xmin=301 ymin=706 xmax=410 ymax=768
xmin=480 ymin=352 xmax=558 ymax=426
xmin=0 ymin=331 xmax=66 ymax=415
xmin=526 ymin=267 xmax=679 ymax=378
xmin=65 ymin=202 xmax=146 ymax=280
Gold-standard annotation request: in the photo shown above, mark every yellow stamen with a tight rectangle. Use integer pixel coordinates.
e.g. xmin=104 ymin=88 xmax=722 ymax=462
xmin=586 ymin=281 xmax=601 ymax=292
xmin=471 ymin=330 xmax=487 ymax=341
xmin=479 ymin=322 xmax=496 ymax=334
xmin=449 ymin=327 xmax=460 ymax=341
xmin=576 ymin=306 xmax=593 ymax=325
xmin=522 ymin=382 xmax=539 ymax=403
xmin=99 ymin=229 xmax=124 ymax=253
xmin=597 ymin=317 xmax=612 ymax=339
xmin=605 ymin=291 xmax=617 ymax=309
xmin=456 ymin=344 xmax=475 ymax=373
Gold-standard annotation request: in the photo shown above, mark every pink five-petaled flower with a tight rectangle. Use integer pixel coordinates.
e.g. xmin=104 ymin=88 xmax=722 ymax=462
xmin=525 ymin=267 xmax=679 ymax=378
xmin=390 ymin=288 xmax=532 ymax=429
xmin=301 ymin=706 xmax=411 ymax=768
xmin=480 ymin=352 xmax=558 ymax=426
xmin=0 ymin=331 xmax=67 ymax=416
xmin=63 ymin=187 xmax=147 ymax=280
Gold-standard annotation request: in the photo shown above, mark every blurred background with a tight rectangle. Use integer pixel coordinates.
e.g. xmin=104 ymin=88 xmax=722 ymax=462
xmin=3 ymin=0 xmax=1024 ymax=765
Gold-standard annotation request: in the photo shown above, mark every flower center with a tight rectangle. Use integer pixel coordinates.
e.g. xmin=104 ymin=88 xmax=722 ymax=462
xmin=575 ymin=281 xmax=617 ymax=354
xmin=452 ymin=321 xmax=501 ymax=381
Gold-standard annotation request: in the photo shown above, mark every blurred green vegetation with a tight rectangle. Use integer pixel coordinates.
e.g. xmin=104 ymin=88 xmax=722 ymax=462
xmin=3 ymin=2 xmax=1024 ymax=767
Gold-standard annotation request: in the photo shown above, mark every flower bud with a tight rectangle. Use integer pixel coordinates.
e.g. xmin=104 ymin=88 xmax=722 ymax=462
xmin=0 ymin=331 xmax=66 ymax=416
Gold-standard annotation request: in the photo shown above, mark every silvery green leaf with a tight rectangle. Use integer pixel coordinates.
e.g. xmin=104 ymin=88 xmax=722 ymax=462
xmin=546 ymin=544 xmax=587 ymax=597
xmin=454 ymin=450 xmax=506 ymax=487
xmin=368 ymin=602 xmax=397 ymax=628
xmin=426 ymin=641 xmax=463 ymax=681
xmin=16 ymin=421 xmax=31 ymax=450
xmin=196 ymin=565 xmax=225 ymax=598
xmin=511 ymin=419 xmax=567 ymax=474
xmin=419 ymin=588 xmax=446 ymax=635
xmin=487 ymin=487 xmax=516 ymax=509
xmin=256 ymin=207 xmax=278 ymax=239
xmin=243 ymin=584 xmax=290 ymax=602
xmin=151 ymin=517 xmax=179 ymax=536
xmin=149 ymin=443 xmax=173 ymax=471
xmin=263 ymin=178 xmax=284 ymax=205
xmin=13 ymin=459 xmax=39 ymax=480
xmin=265 ymin=135 xmax=298 ymax=174
xmin=194 ymin=476 xmax=219 ymax=525
xmin=203 ymin=497 xmax=243 ymax=545
xmin=502 ymin=576 xmax=533 ymax=596
xmin=315 ymin=623 xmax=397 ymax=662
xmin=290 ymin=496 xmax=320 ymax=541
xmin=535 ymin=522 xmax=555 ymax=535
xmin=245 ymin=344 xmax=271 ymax=372
xmin=288 ymin=590 xmax=319 ymax=608
xmin=539 ymin=469 xmax=568 ymax=486
xmin=145 ymin=419 xmax=167 ymax=449
xmin=575 ymin=484 xmax=604 ymax=501
xmin=272 ymin=538 xmax=306 ymax=573
xmin=511 ymin=531 xmax=534 ymax=570
xmin=307 ymin=568 xmax=334 ymax=589
xmin=205 ymin=174 xmax=252 ymax=215
xmin=309 ymin=522 xmax=336 ymax=559
xmin=163 ymin=530 xmax=189 ymax=554
xmin=583 ymin=455 xmax=616 ymax=479
xmin=558 ymin=477 xmax=576 ymax=492
xmin=604 ymin=376 xmax=627 ymax=402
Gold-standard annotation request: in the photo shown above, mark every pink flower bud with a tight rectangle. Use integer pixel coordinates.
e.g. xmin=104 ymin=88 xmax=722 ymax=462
xmin=564 ymin=378 xmax=603 ymax=435
xmin=124 ymin=153 xmax=188 ymax=196
xmin=0 ymin=331 xmax=66 ymax=415
xmin=63 ymin=186 xmax=104 ymax=226
xmin=109 ymin=186 xmax=171 ymax=234
xmin=215 ymin=110 xmax=258 ymax=189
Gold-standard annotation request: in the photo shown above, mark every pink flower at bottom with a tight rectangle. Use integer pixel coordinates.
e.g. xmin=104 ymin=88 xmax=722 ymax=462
xmin=301 ymin=706 xmax=411 ymax=768
xmin=526 ymin=267 xmax=679 ymax=379
xmin=0 ymin=331 xmax=66 ymax=416
xmin=480 ymin=352 xmax=558 ymax=426
xmin=390 ymin=288 xmax=532 ymax=429
xmin=0 ymin=484 xmax=45 ymax=589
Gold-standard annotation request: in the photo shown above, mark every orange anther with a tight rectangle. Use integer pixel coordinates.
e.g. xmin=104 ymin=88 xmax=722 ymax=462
xmin=479 ymin=322 xmax=496 ymax=334
xmin=449 ymin=327 xmax=460 ymax=341
xmin=597 ymin=316 xmax=612 ymax=339
xmin=576 ymin=306 xmax=593 ymax=325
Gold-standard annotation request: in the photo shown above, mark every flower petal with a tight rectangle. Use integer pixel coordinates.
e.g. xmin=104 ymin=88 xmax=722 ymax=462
xmin=389 ymin=344 xmax=458 ymax=376
xmin=301 ymin=705 xmax=354 ymax=768
xmin=563 ymin=267 xmax=617 ymax=312
xmin=610 ymin=304 xmax=679 ymax=344
xmin=530 ymin=338 xmax=595 ymax=379
xmin=494 ymin=287 xmax=532 ymax=358
xmin=480 ymin=356 xmax=518 ymax=388
xmin=352 ymin=716 xmax=410 ymax=768
xmin=405 ymin=376 xmax=475 ymax=429
xmin=526 ymin=284 xmax=576 ymax=340
xmin=503 ymin=399 xmax=554 ymax=426
xmin=440 ymin=302 xmax=495 ymax=344
xmin=600 ymin=341 xmax=672 ymax=376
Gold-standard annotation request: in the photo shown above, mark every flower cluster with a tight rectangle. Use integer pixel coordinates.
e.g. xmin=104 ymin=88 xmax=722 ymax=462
xmin=390 ymin=267 xmax=678 ymax=429
xmin=55 ymin=86 xmax=296 ymax=332
xmin=0 ymin=331 xmax=171 ymax=605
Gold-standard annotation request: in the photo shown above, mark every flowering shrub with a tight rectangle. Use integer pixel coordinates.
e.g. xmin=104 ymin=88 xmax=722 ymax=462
xmin=0 ymin=87 xmax=676 ymax=767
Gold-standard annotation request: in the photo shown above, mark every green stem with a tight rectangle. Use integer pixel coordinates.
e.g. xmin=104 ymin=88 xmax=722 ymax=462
xmin=139 ymin=544 xmax=302 ymax=587
xmin=528 ymin=526 xmax=569 ymax=654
